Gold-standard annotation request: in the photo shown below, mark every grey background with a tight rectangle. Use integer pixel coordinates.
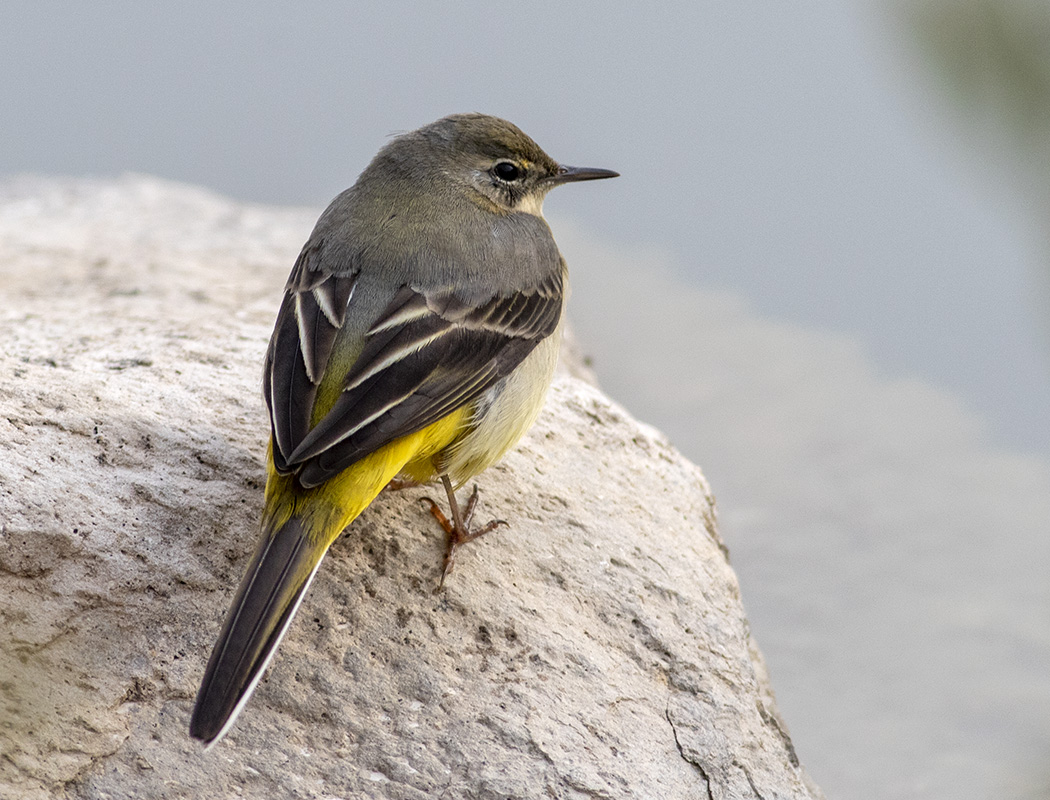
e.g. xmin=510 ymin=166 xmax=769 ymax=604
xmin=3 ymin=2 xmax=1048 ymax=798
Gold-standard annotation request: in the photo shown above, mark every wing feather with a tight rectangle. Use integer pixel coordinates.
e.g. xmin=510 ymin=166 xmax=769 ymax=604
xmin=264 ymin=241 xmax=358 ymax=470
xmin=265 ymin=243 xmax=564 ymax=487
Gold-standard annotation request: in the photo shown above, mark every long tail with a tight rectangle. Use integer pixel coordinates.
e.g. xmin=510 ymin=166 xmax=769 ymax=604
xmin=190 ymin=420 xmax=467 ymax=745
xmin=189 ymin=516 xmax=329 ymax=745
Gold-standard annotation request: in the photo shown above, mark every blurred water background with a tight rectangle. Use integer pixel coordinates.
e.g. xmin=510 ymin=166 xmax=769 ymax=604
xmin=2 ymin=3 xmax=1048 ymax=797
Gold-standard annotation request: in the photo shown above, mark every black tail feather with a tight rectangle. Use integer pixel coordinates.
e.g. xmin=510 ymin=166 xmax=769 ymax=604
xmin=190 ymin=517 xmax=327 ymax=745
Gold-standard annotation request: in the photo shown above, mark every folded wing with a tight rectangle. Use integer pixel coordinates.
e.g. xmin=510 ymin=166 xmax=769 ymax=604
xmin=264 ymin=240 xmax=564 ymax=488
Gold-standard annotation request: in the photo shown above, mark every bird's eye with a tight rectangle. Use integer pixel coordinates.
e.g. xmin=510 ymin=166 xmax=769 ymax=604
xmin=493 ymin=161 xmax=522 ymax=182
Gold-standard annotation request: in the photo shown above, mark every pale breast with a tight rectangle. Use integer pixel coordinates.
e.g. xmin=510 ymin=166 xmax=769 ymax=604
xmin=440 ymin=325 xmax=562 ymax=486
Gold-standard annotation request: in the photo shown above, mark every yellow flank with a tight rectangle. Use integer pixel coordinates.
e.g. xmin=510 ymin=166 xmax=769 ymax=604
xmin=262 ymin=405 xmax=472 ymax=547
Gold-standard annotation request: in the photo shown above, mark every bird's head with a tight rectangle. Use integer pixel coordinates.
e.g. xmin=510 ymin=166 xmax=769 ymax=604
xmin=383 ymin=113 xmax=619 ymax=217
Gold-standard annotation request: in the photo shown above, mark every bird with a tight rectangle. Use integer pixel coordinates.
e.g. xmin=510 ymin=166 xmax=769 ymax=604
xmin=189 ymin=113 xmax=618 ymax=745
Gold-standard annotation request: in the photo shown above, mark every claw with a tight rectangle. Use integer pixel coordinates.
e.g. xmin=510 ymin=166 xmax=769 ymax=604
xmin=420 ymin=497 xmax=454 ymax=535
xmin=386 ymin=476 xmax=423 ymax=492
xmin=422 ymin=476 xmax=508 ymax=588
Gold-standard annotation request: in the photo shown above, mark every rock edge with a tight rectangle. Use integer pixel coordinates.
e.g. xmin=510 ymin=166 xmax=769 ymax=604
xmin=0 ymin=176 xmax=822 ymax=799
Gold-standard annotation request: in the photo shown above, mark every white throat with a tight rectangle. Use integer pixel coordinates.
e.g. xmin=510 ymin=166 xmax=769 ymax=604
xmin=514 ymin=192 xmax=546 ymax=218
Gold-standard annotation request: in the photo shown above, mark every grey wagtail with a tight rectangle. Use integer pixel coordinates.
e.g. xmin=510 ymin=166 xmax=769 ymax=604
xmin=190 ymin=113 xmax=618 ymax=745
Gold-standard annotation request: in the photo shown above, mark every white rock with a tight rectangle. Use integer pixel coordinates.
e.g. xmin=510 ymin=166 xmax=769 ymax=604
xmin=0 ymin=176 xmax=822 ymax=799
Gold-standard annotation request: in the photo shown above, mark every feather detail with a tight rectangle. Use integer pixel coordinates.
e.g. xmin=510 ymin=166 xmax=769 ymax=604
xmin=283 ymin=277 xmax=561 ymax=486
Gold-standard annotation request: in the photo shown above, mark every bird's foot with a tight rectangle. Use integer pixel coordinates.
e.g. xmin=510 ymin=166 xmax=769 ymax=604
xmin=421 ymin=478 xmax=506 ymax=588
xmin=385 ymin=475 xmax=424 ymax=492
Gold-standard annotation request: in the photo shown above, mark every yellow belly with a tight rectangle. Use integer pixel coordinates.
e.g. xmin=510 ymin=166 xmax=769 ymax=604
xmin=263 ymin=326 xmax=561 ymax=544
xmin=262 ymin=406 xmax=469 ymax=546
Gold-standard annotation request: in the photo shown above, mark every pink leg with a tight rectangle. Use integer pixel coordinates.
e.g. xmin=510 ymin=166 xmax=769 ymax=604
xmin=421 ymin=475 xmax=507 ymax=587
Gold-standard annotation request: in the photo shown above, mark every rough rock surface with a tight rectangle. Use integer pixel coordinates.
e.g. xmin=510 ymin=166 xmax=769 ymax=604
xmin=0 ymin=176 xmax=822 ymax=799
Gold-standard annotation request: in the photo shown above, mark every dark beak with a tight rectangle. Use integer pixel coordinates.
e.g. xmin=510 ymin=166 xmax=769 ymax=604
xmin=549 ymin=165 xmax=620 ymax=185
